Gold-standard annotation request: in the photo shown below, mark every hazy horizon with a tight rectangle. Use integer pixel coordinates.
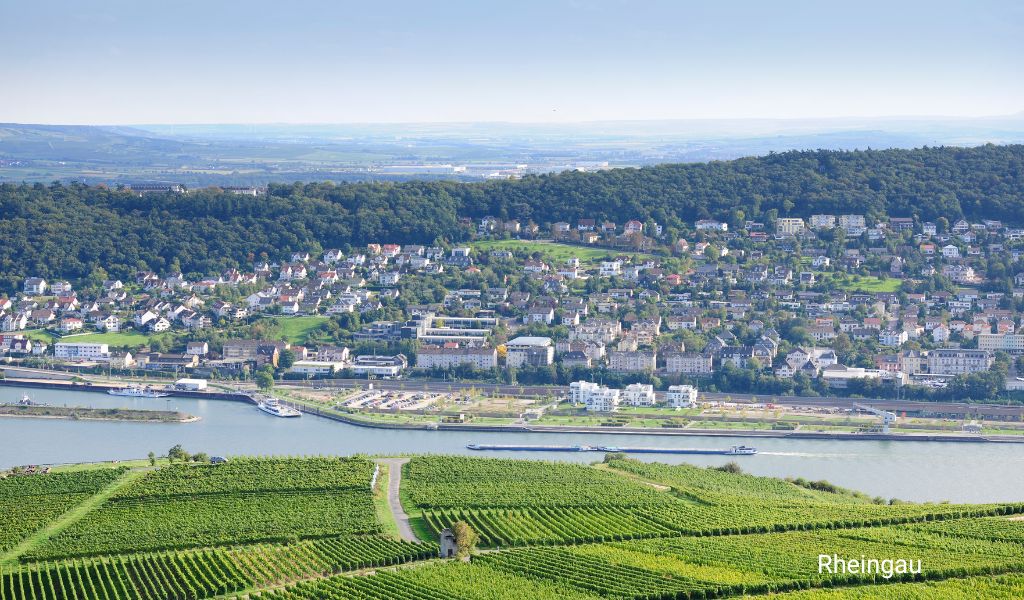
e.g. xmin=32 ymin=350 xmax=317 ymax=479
xmin=2 ymin=0 xmax=1021 ymax=125
xmin=7 ymin=111 xmax=1024 ymax=128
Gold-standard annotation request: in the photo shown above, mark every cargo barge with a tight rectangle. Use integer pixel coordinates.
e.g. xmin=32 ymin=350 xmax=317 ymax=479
xmin=466 ymin=443 xmax=756 ymax=455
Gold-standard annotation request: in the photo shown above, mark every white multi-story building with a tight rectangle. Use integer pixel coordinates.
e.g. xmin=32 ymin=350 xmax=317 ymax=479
xmin=289 ymin=360 xmax=346 ymax=376
xmin=599 ymin=261 xmax=622 ymax=277
xmin=928 ymin=349 xmax=992 ymax=375
xmin=569 ymin=320 xmax=622 ymax=343
xmin=979 ymin=333 xmax=1024 ymax=355
xmin=608 ymin=350 xmax=656 ymax=372
xmin=569 ymin=380 xmax=600 ymax=403
xmin=663 ymin=352 xmax=714 ymax=374
xmin=569 ymin=381 xmax=620 ymax=412
xmin=809 ymin=214 xmax=836 ymax=229
xmin=878 ymin=329 xmax=909 ymax=347
xmin=350 ymin=354 xmax=407 ymax=377
xmin=838 ymin=214 xmax=866 ymax=230
xmin=416 ymin=346 xmax=498 ymax=370
xmin=695 ymin=219 xmax=728 ymax=232
xmin=776 ymin=217 xmax=805 ymax=236
xmin=505 ymin=337 xmax=554 ymax=368
xmin=666 ymin=385 xmax=698 ymax=407
xmin=621 ymin=383 xmax=656 ymax=406
xmin=54 ymin=342 xmax=110 ymax=362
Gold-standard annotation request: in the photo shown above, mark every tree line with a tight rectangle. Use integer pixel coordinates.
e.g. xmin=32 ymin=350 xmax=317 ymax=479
xmin=1 ymin=144 xmax=1021 ymax=292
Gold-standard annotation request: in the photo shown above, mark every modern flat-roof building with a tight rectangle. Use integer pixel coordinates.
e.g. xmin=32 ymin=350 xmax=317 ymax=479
xmin=666 ymin=385 xmax=698 ymax=407
xmin=416 ymin=346 xmax=498 ymax=370
xmin=505 ymin=336 xmax=554 ymax=368
xmin=621 ymin=383 xmax=656 ymax=406
xmin=54 ymin=342 xmax=110 ymax=361
xmin=569 ymin=381 xmax=620 ymax=412
xmin=979 ymin=333 xmax=1024 ymax=355
xmin=351 ymin=354 xmax=408 ymax=378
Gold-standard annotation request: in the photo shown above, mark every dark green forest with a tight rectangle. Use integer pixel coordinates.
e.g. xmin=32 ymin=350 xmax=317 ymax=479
xmin=1 ymin=144 xmax=1022 ymax=292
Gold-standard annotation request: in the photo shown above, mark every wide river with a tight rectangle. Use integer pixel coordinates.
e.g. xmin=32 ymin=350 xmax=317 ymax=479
xmin=2 ymin=386 xmax=1023 ymax=503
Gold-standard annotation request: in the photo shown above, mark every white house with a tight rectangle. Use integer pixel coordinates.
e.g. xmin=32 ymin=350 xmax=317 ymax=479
xmin=23 ymin=278 xmax=47 ymax=295
xmin=599 ymin=261 xmax=622 ymax=277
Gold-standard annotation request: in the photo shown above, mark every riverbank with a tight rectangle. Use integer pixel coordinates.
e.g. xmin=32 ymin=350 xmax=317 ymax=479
xmin=0 ymin=377 xmax=253 ymax=402
xmin=291 ymin=400 xmax=1024 ymax=444
xmin=0 ymin=404 xmax=199 ymax=423
xmin=4 ymin=377 xmax=1023 ymax=443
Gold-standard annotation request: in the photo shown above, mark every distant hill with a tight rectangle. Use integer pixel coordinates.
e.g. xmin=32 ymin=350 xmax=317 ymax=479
xmin=2 ymin=116 xmax=1023 ymax=186
xmin=0 ymin=143 xmax=1021 ymax=292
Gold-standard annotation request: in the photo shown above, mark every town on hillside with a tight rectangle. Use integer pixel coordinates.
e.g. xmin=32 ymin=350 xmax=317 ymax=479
xmin=2 ymin=212 xmax=1022 ymax=407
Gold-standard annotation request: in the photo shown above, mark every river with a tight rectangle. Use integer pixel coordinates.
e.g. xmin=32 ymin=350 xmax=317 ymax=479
xmin=2 ymin=386 xmax=1023 ymax=503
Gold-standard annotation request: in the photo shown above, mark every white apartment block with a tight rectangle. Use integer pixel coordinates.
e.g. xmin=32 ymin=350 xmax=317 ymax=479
xmin=569 ymin=381 xmax=621 ymax=412
xmin=416 ymin=346 xmax=498 ymax=370
xmin=776 ymin=217 xmax=805 ymax=236
xmin=838 ymin=214 xmax=866 ymax=230
xmin=608 ymin=350 xmax=656 ymax=372
xmin=664 ymin=352 xmax=714 ymax=374
xmin=666 ymin=385 xmax=698 ymax=407
xmin=54 ymin=342 xmax=110 ymax=361
xmin=927 ymin=349 xmax=993 ymax=376
xmin=621 ymin=383 xmax=656 ymax=407
xmin=505 ymin=336 xmax=554 ymax=368
xmin=809 ymin=214 xmax=836 ymax=229
xmin=289 ymin=360 xmax=346 ymax=376
xmin=979 ymin=333 xmax=1024 ymax=355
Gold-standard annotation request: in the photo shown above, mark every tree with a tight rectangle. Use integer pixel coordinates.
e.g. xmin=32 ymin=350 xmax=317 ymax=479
xmin=278 ymin=349 xmax=296 ymax=369
xmin=451 ymin=521 xmax=479 ymax=558
xmin=148 ymin=451 xmax=156 ymax=466
xmin=255 ymin=367 xmax=275 ymax=391
xmin=192 ymin=452 xmax=210 ymax=463
xmin=167 ymin=444 xmax=188 ymax=463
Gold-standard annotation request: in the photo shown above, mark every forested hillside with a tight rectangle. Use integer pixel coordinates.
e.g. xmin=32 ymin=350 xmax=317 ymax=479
xmin=1 ymin=144 xmax=1022 ymax=291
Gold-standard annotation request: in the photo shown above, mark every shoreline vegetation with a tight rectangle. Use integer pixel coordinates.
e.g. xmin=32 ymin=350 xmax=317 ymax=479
xmin=0 ymin=404 xmax=199 ymax=423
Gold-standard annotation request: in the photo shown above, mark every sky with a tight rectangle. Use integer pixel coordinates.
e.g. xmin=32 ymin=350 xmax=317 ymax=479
xmin=1 ymin=0 xmax=1021 ymax=125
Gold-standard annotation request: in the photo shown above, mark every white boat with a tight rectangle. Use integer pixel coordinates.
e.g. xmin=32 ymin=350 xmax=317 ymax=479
xmin=107 ymin=385 xmax=170 ymax=398
xmin=726 ymin=445 xmax=758 ymax=455
xmin=257 ymin=399 xmax=301 ymax=418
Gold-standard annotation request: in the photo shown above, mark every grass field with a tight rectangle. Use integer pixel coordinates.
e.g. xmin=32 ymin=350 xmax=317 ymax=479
xmin=817 ymin=273 xmax=904 ymax=292
xmin=57 ymin=331 xmax=155 ymax=348
xmin=471 ymin=239 xmax=650 ymax=266
xmin=271 ymin=316 xmax=331 ymax=344
xmin=19 ymin=329 xmax=56 ymax=344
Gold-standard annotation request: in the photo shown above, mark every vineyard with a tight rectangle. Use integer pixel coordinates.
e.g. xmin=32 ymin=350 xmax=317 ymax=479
xmin=604 ymin=459 xmax=873 ymax=504
xmin=0 ymin=469 xmax=128 ymax=554
xmin=406 ymin=456 xmax=1023 ymax=547
xmin=3 ymin=454 xmax=1024 ymax=600
xmin=1 ymin=536 xmax=434 ymax=600
xmin=402 ymin=456 xmax=671 ymax=509
xmin=107 ymin=458 xmax=373 ymax=500
xmin=25 ymin=458 xmax=382 ymax=560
